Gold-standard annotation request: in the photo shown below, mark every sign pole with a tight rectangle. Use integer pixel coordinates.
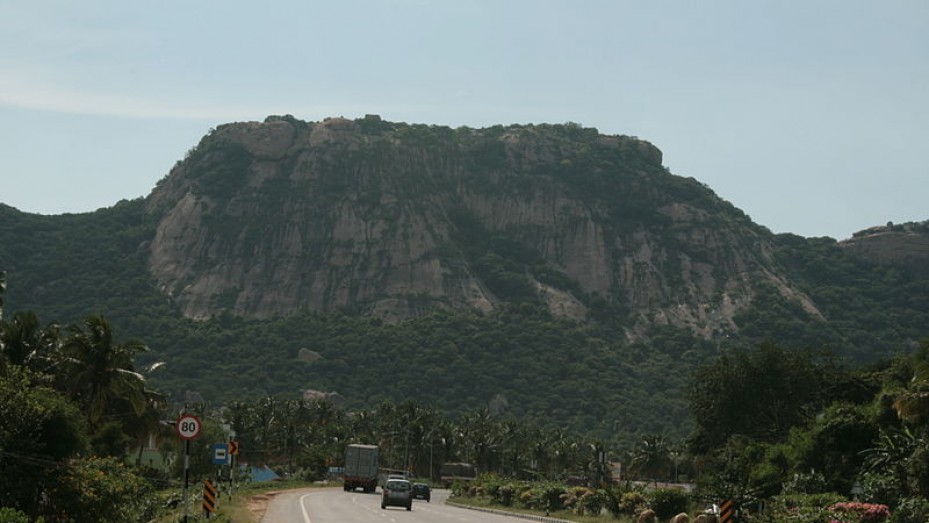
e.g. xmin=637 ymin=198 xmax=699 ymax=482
xmin=183 ymin=439 xmax=190 ymax=523
xmin=230 ymin=442 xmax=235 ymax=499
xmin=175 ymin=413 xmax=202 ymax=523
xmin=229 ymin=438 xmax=238 ymax=499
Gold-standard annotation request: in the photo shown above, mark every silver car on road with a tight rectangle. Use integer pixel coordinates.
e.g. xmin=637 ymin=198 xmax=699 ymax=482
xmin=381 ymin=479 xmax=413 ymax=511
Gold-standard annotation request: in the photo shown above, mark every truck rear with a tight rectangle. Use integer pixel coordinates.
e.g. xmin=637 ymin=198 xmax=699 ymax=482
xmin=439 ymin=462 xmax=477 ymax=488
xmin=343 ymin=444 xmax=379 ymax=493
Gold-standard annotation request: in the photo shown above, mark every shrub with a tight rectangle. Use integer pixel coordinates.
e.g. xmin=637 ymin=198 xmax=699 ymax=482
xmin=618 ymin=490 xmax=648 ymax=516
xmin=482 ymin=475 xmax=504 ymax=502
xmin=561 ymin=487 xmax=583 ymax=511
xmin=889 ymin=497 xmax=929 ymax=523
xmin=499 ymin=483 xmax=517 ymax=506
xmin=828 ymin=501 xmax=890 ymax=523
xmin=579 ymin=489 xmax=607 ymax=516
xmin=858 ymin=472 xmax=903 ymax=507
xmin=45 ymin=456 xmax=152 ymax=523
xmin=0 ymin=508 xmax=43 ymax=523
xmin=519 ymin=483 xmax=566 ymax=512
xmin=763 ymin=493 xmax=847 ymax=523
xmin=649 ymin=488 xmax=691 ymax=521
xmin=784 ymin=471 xmax=830 ymax=494
xmin=541 ymin=484 xmax=567 ymax=512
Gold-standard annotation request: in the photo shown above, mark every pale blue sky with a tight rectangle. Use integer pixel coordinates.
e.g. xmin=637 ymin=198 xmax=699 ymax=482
xmin=1 ymin=0 xmax=926 ymax=239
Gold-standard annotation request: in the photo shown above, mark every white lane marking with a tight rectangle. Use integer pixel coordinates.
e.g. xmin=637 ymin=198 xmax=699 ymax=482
xmin=349 ymin=492 xmax=386 ymax=515
xmin=299 ymin=493 xmax=313 ymax=523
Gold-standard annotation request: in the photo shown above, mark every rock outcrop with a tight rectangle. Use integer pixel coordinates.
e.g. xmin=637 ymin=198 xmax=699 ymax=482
xmin=840 ymin=223 xmax=929 ymax=274
xmin=145 ymin=115 xmax=819 ymax=339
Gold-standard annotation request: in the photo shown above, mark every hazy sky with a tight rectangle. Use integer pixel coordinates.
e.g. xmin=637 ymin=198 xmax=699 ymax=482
xmin=1 ymin=1 xmax=926 ymax=239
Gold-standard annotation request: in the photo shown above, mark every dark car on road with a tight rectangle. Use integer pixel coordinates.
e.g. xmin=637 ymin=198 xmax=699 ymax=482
xmin=381 ymin=479 xmax=413 ymax=511
xmin=412 ymin=482 xmax=431 ymax=502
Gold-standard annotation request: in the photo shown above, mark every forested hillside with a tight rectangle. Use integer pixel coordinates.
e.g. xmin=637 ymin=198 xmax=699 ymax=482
xmin=1 ymin=117 xmax=928 ymax=443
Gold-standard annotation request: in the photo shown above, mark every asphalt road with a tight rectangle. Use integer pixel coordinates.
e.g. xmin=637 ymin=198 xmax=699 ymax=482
xmin=260 ymin=486 xmax=537 ymax=523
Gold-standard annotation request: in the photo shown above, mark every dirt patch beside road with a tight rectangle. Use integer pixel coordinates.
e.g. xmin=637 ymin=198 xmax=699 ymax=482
xmin=248 ymin=491 xmax=278 ymax=521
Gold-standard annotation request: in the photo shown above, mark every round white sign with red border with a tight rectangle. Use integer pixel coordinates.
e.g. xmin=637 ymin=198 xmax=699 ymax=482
xmin=176 ymin=414 xmax=202 ymax=440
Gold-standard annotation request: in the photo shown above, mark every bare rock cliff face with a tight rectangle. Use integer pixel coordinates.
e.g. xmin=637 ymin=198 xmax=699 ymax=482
xmin=840 ymin=223 xmax=929 ymax=274
xmin=145 ymin=116 xmax=817 ymax=338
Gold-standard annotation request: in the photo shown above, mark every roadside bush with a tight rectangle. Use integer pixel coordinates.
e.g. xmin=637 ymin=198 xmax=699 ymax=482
xmin=784 ymin=470 xmax=830 ymax=494
xmin=649 ymin=488 xmax=690 ymax=521
xmin=0 ymin=508 xmax=42 ymax=523
xmin=561 ymin=486 xmax=590 ymax=513
xmin=579 ymin=489 xmax=607 ymax=516
xmin=890 ymin=497 xmax=929 ymax=523
xmin=828 ymin=501 xmax=890 ymax=523
xmin=456 ymin=480 xmax=475 ymax=497
xmin=480 ymin=475 xmax=504 ymax=502
xmin=600 ymin=483 xmax=648 ymax=517
xmin=619 ymin=490 xmax=648 ymax=516
xmin=858 ymin=471 xmax=903 ymax=507
xmin=481 ymin=476 xmax=523 ymax=507
xmin=519 ymin=482 xmax=566 ymax=512
xmin=498 ymin=483 xmax=517 ymax=506
xmin=46 ymin=456 xmax=153 ymax=523
xmin=760 ymin=493 xmax=846 ymax=523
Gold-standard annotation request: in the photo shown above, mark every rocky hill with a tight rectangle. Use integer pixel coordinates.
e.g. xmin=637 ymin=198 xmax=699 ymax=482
xmin=143 ymin=115 xmax=820 ymax=340
xmin=2 ymin=116 xmax=927 ymax=438
xmin=840 ymin=222 xmax=929 ymax=275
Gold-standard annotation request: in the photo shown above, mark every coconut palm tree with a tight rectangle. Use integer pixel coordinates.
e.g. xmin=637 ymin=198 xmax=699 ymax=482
xmin=457 ymin=408 xmax=500 ymax=473
xmin=60 ymin=314 xmax=151 ymax=425
xmin=0 ymin=311 xmax=61 ymax=375
xmin=631 ymin=434 xmax=671 ymax=484
xmin=500 ymin=420 xmax=529 ymax=477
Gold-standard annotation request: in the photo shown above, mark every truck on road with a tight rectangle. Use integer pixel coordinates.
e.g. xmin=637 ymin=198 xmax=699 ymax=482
xmin=343 ymin=444 xmax=379 ymax=493
xmin=439 ymin=462 xmax=477 ymax=488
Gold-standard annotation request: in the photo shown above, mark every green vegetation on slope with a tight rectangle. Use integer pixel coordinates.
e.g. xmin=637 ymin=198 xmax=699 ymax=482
xmin=1 ymin=119 xmax=928 ymax=444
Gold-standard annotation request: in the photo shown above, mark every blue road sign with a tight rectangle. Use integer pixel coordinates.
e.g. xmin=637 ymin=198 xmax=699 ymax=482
xmin=212 ymin=443 xmax=230 ymax=465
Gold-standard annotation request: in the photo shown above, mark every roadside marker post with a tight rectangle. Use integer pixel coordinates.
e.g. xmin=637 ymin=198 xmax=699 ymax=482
xmin=203 ymin=479 xmax=217 ymax=517
xmin=720 ymin=499 xmax=735 ymax=523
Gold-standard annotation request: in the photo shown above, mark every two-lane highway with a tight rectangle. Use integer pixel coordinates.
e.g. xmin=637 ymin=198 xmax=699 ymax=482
xmin=260 ymin=487 xmax=531 ymax=523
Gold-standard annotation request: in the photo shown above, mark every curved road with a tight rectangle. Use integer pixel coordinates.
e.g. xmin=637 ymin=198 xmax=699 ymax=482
xmin=260 ymin=487 xmax=531 ymax=523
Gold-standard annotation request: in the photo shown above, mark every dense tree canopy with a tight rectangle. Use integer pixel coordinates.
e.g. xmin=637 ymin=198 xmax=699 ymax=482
xmin=689 ymin=342 xmax=833 ymax=450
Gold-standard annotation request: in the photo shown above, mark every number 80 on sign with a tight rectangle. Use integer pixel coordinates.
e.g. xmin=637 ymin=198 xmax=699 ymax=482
xmin=176 ymin=414 xmax=202 ymax=440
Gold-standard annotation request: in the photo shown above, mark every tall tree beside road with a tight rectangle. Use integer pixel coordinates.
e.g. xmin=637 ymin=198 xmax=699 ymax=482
xmin=457 ymin=408 xmax=501 ymax=473
xmin=60 ymin=314 xmax=151 ymax=425
xmin=0 ymin=310 xmax=60 ymax=375
xmin=0 ymin=367 xmax=88 ymax=517
xmin=631 ymin=434 xmax=671 ymax=483
xmin=688 ymin=342 xmax=827 ymax=451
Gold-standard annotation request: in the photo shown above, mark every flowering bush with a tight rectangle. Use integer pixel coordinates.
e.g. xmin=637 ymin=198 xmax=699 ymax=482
xmin=828 ymin=501 xmax=891 ymax=523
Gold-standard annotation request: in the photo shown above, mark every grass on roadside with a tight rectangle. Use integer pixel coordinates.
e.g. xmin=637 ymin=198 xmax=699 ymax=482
xmin=447 ymin=494 xmax=636 ymax=523
xmin=151 ymin=479 xmax=334 ymax=523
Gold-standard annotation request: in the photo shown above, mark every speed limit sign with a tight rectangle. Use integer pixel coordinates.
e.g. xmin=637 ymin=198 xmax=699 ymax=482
xmin=176 ymin=414 xmax=202 ymax=440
